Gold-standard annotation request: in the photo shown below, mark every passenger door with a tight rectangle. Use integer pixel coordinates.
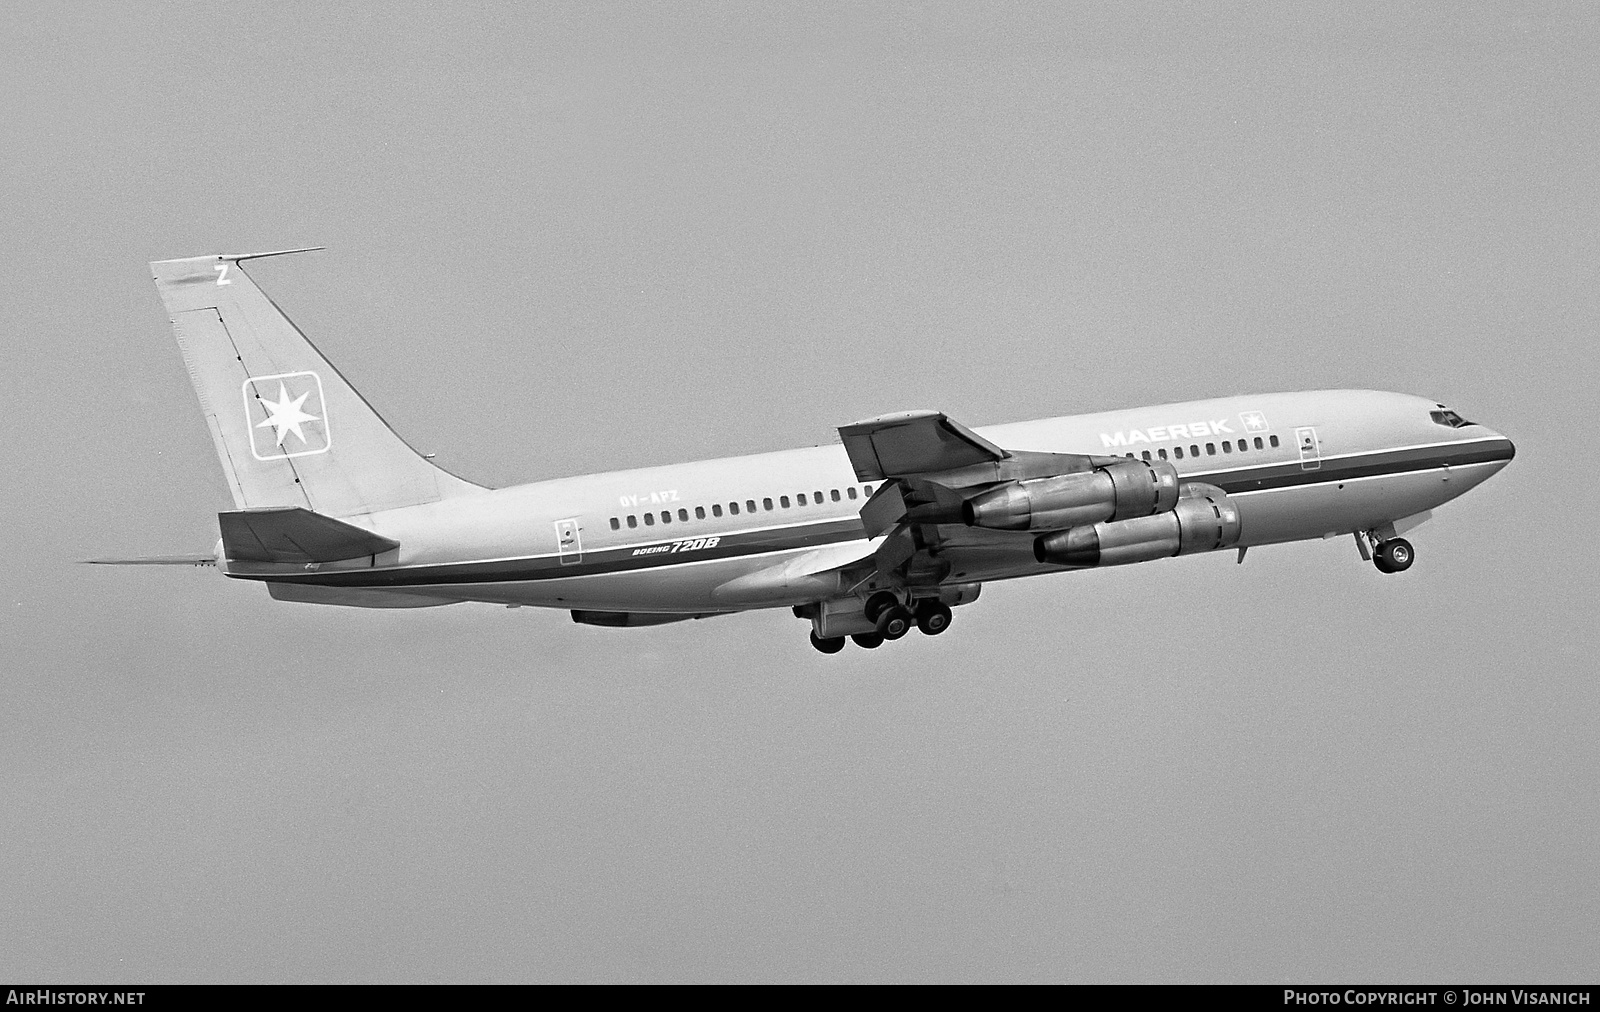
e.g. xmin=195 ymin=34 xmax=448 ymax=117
xmin=1295 ymin=427 xmax=1321 ymax=471
xmin=554 ymin=518 xmax=583 ymax=566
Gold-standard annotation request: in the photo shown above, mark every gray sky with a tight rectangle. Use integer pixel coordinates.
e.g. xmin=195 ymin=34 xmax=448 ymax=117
xmin=2 ymin=2 xmax=1596 ymax=983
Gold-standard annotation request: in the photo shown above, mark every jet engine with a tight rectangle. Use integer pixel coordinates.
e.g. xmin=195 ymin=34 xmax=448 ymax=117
xmin=963 ymin=458 xmax=1180 ymax=531
xmin=1032 ymin=482 xmax=1241 ymax=567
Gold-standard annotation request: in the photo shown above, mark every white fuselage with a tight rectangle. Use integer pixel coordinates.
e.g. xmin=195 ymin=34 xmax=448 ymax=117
xmin=231 ymin=389 xmax=1514 ymax=614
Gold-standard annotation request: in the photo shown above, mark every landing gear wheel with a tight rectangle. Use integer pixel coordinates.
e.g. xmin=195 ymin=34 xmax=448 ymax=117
xmin=1374 ymin=538 xmax=1414 ymax=574
xmin=916 ymin=601 xmax=953 ymax=636
xmin=876 ymin=605 xmax=913 ymax=640
xmin=851 ymin=632 xmax=885 ymax=649
xmin=864 ymin=592 xmax=900 ymax=622
xmin=810 ymin=631 xmax=846 ymax=654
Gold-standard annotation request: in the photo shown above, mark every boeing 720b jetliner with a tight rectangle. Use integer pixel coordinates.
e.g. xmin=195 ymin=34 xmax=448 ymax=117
xmin=100 ymin=249 xmax=1516 ymax=653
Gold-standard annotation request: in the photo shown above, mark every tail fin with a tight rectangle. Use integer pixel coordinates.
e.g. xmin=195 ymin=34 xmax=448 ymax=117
xmin=151 ymin=250 xmax=484 ymax=517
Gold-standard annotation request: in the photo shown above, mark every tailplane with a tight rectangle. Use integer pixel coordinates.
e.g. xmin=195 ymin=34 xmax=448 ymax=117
xmin=151 ymin=249 xmax=484 ymax=517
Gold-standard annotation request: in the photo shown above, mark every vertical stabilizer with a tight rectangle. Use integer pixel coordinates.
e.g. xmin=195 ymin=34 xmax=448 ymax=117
xmin=151 ymin=251 xmax=484 ymax=516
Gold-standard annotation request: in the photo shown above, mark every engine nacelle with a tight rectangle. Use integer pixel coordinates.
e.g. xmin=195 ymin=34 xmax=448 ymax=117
xmin=1032 ymin=482 xmax=1241 ymax=567
xmin=963 ymin=458 xmax=1180 ymax=531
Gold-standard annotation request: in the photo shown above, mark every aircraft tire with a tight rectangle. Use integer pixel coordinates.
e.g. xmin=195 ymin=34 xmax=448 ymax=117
xmin=810 ymin=632 xmax=846 ymax=654
xmin=916 ymin=602 xmax=953 ymax=636
xmin=851 ymin=632 xmax=885 ymax=649
xmin=1375 ymin=538 xmax=1414 ymax=573
xmin=864 ymin=592 xmax=899 ymax=624
xmin=877 ymin=606 xmax=913 ymax=640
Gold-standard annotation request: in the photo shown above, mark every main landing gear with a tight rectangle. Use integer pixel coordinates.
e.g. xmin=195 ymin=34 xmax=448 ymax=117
xmin=806 ymin=594 xmax=958 ymax=653
xmin=809 ymin=631 xmax=846 ymax=654
xmin=867 ymin=592 xmax=953 ymax=641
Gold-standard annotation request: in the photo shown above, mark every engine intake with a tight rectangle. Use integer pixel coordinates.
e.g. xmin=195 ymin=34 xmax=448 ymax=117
xmin=1032 ymin=482 xmax=1241 ymax=567
xmin=963 ymin=458 xmax=1180 ymax=531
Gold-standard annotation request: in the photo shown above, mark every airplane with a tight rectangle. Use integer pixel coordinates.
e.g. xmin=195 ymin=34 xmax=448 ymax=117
xmin=93 ymin=248 xmax=1516 ymax=654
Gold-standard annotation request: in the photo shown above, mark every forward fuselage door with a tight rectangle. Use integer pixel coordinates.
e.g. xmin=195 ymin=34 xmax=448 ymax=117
xmin=1295 ymin=426 xmax=1321 ymax=471
xmin=554 ymin=518 xmax=583 ymax=565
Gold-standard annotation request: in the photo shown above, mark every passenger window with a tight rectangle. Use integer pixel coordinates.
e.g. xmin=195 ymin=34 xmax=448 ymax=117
xmin=797 ymin=493 xmax=807 ymax=505
xmin=644 ymin=513 xmax=655 ymax=526
xmin=695 ymin=506 xmax=705 ymax=520
xmin=1141 ymin=450 xmax=1151 ymax=461
xmin=610 ymin=517 xmax=620 ymax=530
xmin=1237 ymin=439 xmax=1246 ymax=452
xmin=847 ymin=488 xmax=857 ymax=500
xmin=678 ymin=509 xmax=688 ymax=522
xmin=1190 ymin=444 xmax=1200 ymax=457
xmin=814 ymin=490 xmax=823 ymax=502
xmin=627 ymin=515 xmax=638 ymax=528
xmin=865 ymin=485 xmax=874 ymax=495
xmin=1269 ymin=435 xmax=1280 ymax=448
xmin=1206 ymin=442 xmax=1216 ymax=455
xmin=763 ymin=498 xmax=773 ymax=511
xmin=729 ymin=502 xmax=739 ymax=515
xmin=780 ymin=496 xmax=790 ymax=508
xmin=1158 ymin=448 xmax=1168 ymax=459
xmin=1222 ymin=441 xmax=1231 ymax=453
xmin=1174 ymin=446 xmax=1184 ymax=459
xmin=831 ymin=489 xmax=841 ymax=502
xmin=712 ymin=504 xmax=723 ymax=517
xmin=1254 ymin=437 xmax=1264 ymax=450
xmin=661 ymin=511 xmax=671 ymax=524
xmin=747 ymin=500 xmax=757 ymax=513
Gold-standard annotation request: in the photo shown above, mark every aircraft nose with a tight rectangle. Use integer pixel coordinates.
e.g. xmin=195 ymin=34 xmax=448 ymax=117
xmin=1479 ymin=426 xmax=1515 ymax=468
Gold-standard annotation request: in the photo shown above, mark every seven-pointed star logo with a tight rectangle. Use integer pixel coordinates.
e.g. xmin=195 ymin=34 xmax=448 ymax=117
xmin=1239 ymin=410 xmax=1270 ymax=432
xmin=255 ymin=381 xmax=321 ymax=447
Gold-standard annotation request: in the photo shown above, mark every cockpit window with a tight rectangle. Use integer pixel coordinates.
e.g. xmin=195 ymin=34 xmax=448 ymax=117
xmin=1430 ymin=408 xmax=1473 ymax=428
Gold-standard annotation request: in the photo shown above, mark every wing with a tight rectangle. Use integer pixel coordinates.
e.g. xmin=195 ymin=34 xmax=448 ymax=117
xmin=838 ymin=411 xmax=1009 ymax=481
xmin=841 ymin=410 xmax=1108 ymax=533
xmin=837 ymin=410 xmax=1128 ymax=584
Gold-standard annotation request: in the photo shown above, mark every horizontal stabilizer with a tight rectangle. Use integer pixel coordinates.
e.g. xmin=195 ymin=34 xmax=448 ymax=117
xmin=219 ymin=507 xmax=399 ymax=564
xmin=84 ymin=555 xmax=216 ymax=566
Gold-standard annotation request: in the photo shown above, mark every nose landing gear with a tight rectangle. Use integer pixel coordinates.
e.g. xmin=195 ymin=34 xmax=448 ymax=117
xmin=1373 ymin=537 xmax=1414 ymax=574
xmin=1357 ymin=528 xmax=1415 ymax=574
